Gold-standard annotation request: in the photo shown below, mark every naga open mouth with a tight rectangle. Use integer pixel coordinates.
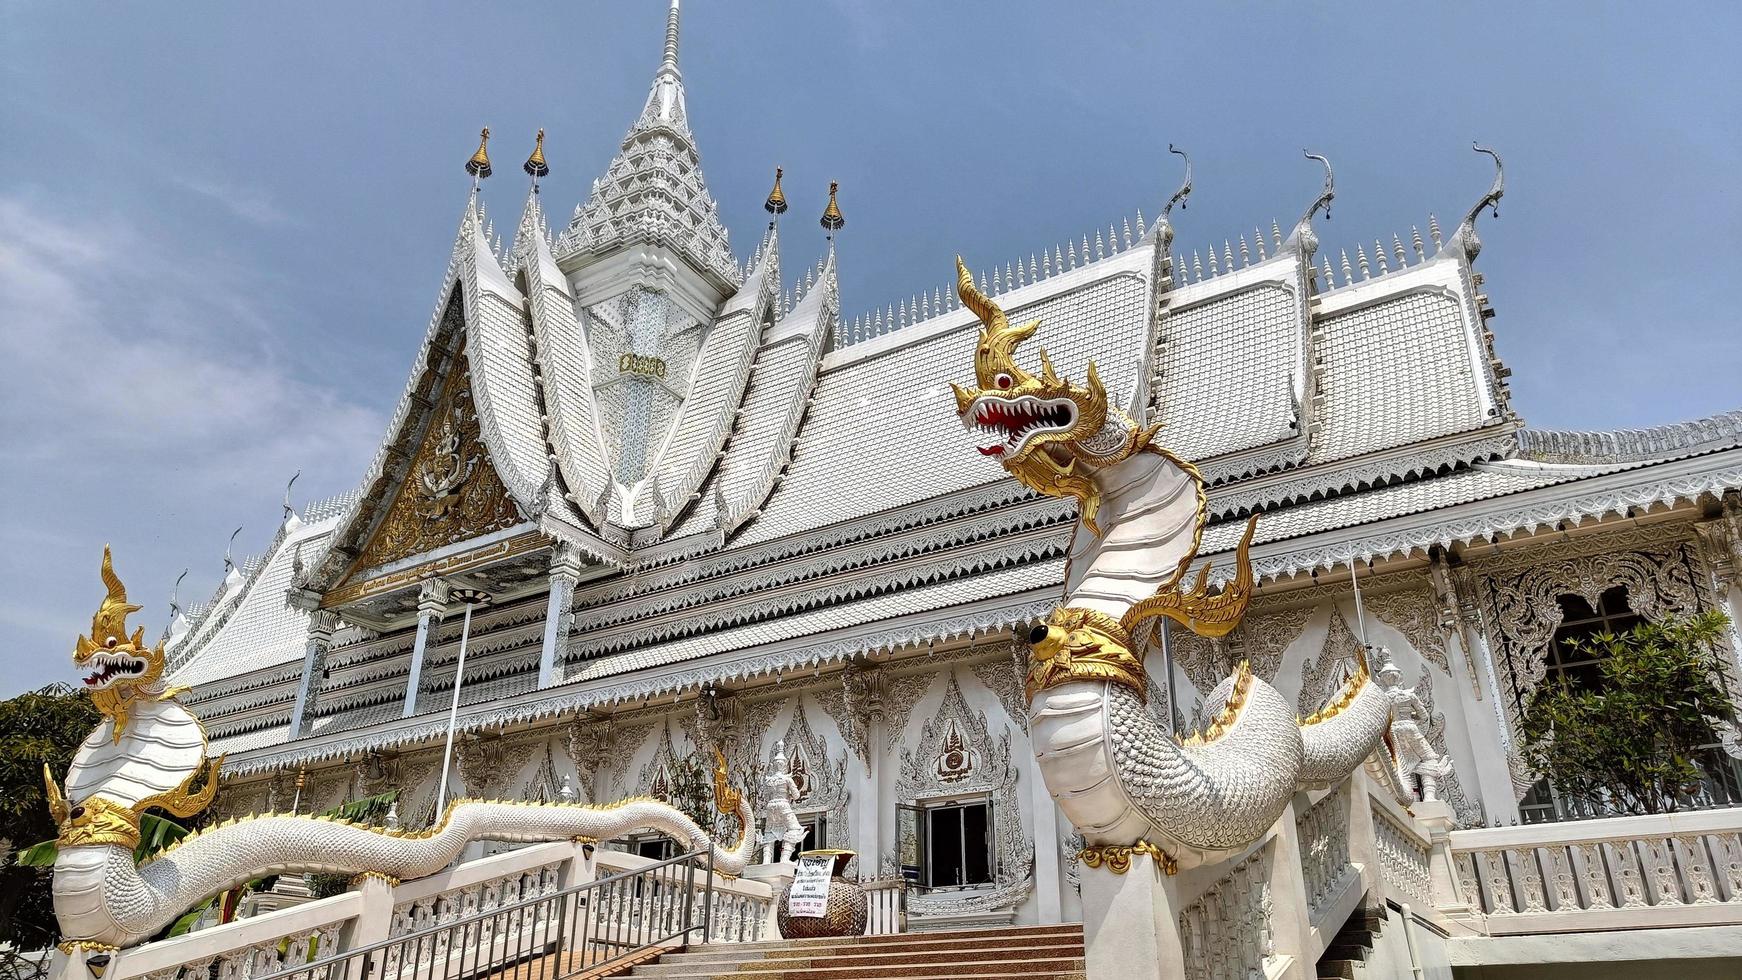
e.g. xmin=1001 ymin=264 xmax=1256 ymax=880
xmin=81 ymin=651 xmax=147 ymax=690
xmin=962 ymin=394 xmax=1077 ymax=458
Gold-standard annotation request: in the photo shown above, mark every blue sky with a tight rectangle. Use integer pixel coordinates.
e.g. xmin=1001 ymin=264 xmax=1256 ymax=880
xmin=2 ymin=1 xmax=1739 ymax=697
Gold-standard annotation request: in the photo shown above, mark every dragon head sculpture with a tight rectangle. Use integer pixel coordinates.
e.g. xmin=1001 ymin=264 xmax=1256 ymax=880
xmin=73 ymin=548 xmax=173 ymax=741
xmin=951 ymin=257 xmax=1156 ymax=535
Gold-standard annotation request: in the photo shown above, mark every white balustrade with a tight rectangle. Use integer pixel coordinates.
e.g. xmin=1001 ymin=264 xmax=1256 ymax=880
xmin=83 ymin=839 xmax=773 ymax=980
xmin=1371 ymin=803 xmax=1433 ymax=908
xmin=1297 ymin=782 xmax=1354 ymax=918
xmin=862 ymin=878 xmax=907 ymax=936
xmin=1176 ymin=844 xmax=1274 ymax=980
xmin=1448 ymin=807 xmax=1742 ymax=935
xmin=109 ymin=892 xmax=362 ymax=980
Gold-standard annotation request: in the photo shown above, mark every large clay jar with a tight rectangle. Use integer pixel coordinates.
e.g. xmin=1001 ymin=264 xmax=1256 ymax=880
xmin=776 ymin=849 xmax=868 ymax=939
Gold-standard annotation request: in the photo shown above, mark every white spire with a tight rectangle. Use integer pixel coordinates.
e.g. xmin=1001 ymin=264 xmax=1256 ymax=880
xmin=556 ymin=0 xmax=737 ymax=287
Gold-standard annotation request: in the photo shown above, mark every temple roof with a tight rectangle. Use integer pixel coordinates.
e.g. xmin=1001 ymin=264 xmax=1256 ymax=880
xmin=157 ymin=18 xmax=1742 ymax=770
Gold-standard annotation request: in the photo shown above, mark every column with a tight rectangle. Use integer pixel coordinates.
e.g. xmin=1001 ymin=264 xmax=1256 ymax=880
xmin=289 ymin=608 xmax=340 ymax=736
xmin=538 ymin=544 xmax=584 ymax=689
xmin=1025 ymin=749 xmax=1064 ymax=924
xmin=1694 ymin=496 xmax=1742 ymax=682
xmin=1262 ymin=796 xmax=1316 ymax=980
xmin=402 ymin=579 xmax=449 ymax=718
xmin=1079 ymin=852 xmax=1185 ymax=980
xmin=1437 ymin=559 xmax=1521 ymax=821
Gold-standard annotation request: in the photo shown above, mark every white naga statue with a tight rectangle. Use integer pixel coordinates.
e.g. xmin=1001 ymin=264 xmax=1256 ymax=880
xmin=1375 ymin=655 xmax=1454 ymax=802
xmin=44 ymin=550 xmax=757 ymax=950
xmin=951 ymin=240 xmax=1396 ymax=872
xmin=759 ymin=740 xmax=809 ymax=864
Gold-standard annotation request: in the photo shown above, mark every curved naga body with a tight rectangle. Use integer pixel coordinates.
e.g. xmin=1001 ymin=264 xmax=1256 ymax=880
xmin=48 ymin=551 xmax=755 ymax=950
xmin=950 ymin=258 xmax=1392 ymax=868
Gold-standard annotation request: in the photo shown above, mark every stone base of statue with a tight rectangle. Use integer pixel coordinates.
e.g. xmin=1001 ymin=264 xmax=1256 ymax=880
xmin=741 ymin=860 xmax=796 ymax=938
xmin=1080 ymin=851 xmax=1184 ymax=980
xmin=775 ymin=850 xmax=867 ymax=939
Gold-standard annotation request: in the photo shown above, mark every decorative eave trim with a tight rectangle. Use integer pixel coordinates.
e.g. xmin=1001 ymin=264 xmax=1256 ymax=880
xmin=1230 ymin=448 xmax=1742 ymax=581
xmin=1517 ymin=409 xmax=1742 ymax=466
xmin=1211 ymin=426 xmax=1518 ymax=519
xmin=218 ymin=590 xmax=1054 ymax=776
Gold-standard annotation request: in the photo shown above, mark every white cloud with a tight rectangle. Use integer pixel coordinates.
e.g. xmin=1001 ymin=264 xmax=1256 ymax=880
xmin=0 ymin=192 xmax=382 ymax=695
xmin=171 ymin=174 xmax=299 ymax=228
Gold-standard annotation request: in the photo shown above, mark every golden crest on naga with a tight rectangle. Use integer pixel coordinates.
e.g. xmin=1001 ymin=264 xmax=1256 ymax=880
xmin=950 ymin=257 xmax=1156 ymax=536
xmin=73 ymin=548 xmax=174 ymax=740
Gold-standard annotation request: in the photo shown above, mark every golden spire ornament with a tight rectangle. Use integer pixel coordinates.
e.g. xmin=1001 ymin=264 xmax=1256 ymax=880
xmin=523 ymin=128 xmax=549 ymax=181
xmin=764 ymin=166 xmax=788 ymax=216
xmin=820 ymin=180 xmax=844 ymax=232
xmin=465 ymin=127 xmax=493 ymax=180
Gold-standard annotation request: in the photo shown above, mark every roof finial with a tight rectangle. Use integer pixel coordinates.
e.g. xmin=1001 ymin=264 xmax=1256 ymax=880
xmin=282 ymin=470 xmax=301 ymax=523
xmin=167 ymin=568 xmax=189 ymax=621
xmin=661 ymin=0 xmax=682 ymax=76
xmin=1163 ymin=144 xmax=1193 ymax=217
xmin=765 ymin=166 xmax=788 ymax=218
xmin=523 ymin=129 xmax=550 ymax=189
xmin=1453 ymin=142 xmax=1505 ymax=261
xmin=223 ymin=525 xmax=243 ymax=577
xmin=1301 ymin=150 xmax=1334 ymax=224
xmin=820 ymin=180 xmax=844 ymax=247
xmin=1286 ymin=150 xmax=1334 ymax=258
xmin=466 ymin=127 xmax=493 ymax=185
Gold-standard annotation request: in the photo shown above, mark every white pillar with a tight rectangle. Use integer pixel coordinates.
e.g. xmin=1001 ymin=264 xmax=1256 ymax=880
xmin=1262 ymin=797 xmax=1316 ymax=980
xmin=289 ymin=609 xmax=339 ymax=736
xmin=538 ymin=545 xmax=584 ymax=689
xmin=1080 ymin=853 xmax=1185 ymax=980
xmin=1026 ymin=746 xmax=1064 ymax=924
xmin=854 ymin=705 xmax=884 ymax=877
xmin=402 ymin=579 xmax=449 ymax=718
xmin=1438 ymin=560 xmax=1521 ymax=822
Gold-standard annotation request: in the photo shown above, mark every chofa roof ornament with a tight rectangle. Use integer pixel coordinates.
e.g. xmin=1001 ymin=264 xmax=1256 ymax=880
xmin=1288 ymin=150 xmax=1335 ymax=258
xmin=1451 ymin=142 xmax=1504 ymax=262
xmin=1148 ymin=144 xmax=1192 ymax=249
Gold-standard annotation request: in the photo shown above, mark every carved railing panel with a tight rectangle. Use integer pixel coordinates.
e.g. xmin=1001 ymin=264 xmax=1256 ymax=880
xmin=1448 ymin=808 xmax=1742 ymax=931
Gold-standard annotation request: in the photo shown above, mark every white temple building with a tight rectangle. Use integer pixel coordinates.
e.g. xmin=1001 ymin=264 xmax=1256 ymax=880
xmin=147 ymin=3 xmax=1742 ymax=973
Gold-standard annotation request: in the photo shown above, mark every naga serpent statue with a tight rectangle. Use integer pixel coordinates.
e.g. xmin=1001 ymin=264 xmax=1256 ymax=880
xmin=47 ymin=549 xmax=756 ymax=950
xmin=950 ymin=258 xmax=1392 ymax=870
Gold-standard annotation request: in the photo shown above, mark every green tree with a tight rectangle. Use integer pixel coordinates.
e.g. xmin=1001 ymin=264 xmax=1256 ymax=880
xmin=1520 ymin=610 xmax=1737 ymax=816
xmin=0 ymin=683 xmax=100 ymax=949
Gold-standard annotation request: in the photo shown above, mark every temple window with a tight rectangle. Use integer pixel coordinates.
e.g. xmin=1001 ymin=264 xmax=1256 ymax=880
xmin=900 ymin=795 xmax=995 ymax=890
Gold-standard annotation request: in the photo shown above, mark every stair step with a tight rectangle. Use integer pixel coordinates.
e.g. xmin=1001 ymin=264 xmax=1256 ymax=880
xmin=631 ymin=956 xmax=1085 ymax=979
xmin=709 ymin=923 xmax=1082 ymax=953
xmin=637 ymin=943 xmax=1084 ymax=975
xmin=658 ymin=936 xmax=1081 ymax=966
xmin=1317 ymin=959 xmax=1360 ymax=980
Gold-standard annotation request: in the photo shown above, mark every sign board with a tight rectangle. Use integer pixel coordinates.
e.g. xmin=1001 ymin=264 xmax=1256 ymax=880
xmin=787 ymin=854 xmax=834 ymax=918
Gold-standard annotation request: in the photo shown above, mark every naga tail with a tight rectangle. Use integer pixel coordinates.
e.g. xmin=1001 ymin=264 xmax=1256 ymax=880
xmin=1120 ymin=513 xmax=1258 ymax=639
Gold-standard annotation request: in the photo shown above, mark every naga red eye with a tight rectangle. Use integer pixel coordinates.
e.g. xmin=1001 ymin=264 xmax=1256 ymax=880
xmin=994 ymin=373 xmax=1013 ymax=390
xmin=105 ymin=637 xmax=118 ymax=648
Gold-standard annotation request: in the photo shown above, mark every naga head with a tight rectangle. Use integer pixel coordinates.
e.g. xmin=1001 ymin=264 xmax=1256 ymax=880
xmin=951 ymin=258 xmax=1153 ymax=534
xmin=73 ymin=548 xmax=169 ymax=738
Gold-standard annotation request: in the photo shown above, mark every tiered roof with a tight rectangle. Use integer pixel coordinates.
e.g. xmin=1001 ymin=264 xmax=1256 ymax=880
xmin=162 ymin=11 xmax=1742 ymax=771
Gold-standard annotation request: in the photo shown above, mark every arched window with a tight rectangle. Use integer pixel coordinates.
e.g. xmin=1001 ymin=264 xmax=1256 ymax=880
xmin=1541 ymin=586 xmax=1643 ymax=692
xmin=1521 ymin=584 xmax=1742 ymax=822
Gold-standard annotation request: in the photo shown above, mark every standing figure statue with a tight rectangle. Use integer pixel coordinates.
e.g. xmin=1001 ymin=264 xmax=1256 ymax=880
xmin=1375 ymin=654 xmax=1454 ymax=802
xmin=760 ymin=740 xmax=809 ymax=864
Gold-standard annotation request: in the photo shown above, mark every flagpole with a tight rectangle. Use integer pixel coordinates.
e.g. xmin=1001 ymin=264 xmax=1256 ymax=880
xmin=1350 ymin=557 xmax=1371 ymax=661
xmin=436 ymin=588 xmax=490 ymax=817
xmin=1161 ymin=619 xmax=1180 ymax=735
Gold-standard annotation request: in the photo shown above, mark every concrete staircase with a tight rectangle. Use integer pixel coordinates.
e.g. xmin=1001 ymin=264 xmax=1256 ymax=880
xmin=627 ymin=924 xmax=1087 ymax=980
xmin=1315 ymin=905 xmax=1388 ymax=979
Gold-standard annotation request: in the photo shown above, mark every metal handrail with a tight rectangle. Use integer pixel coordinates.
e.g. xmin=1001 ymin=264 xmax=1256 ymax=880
xmin=252 ymin=847 xmax=717 ymax=980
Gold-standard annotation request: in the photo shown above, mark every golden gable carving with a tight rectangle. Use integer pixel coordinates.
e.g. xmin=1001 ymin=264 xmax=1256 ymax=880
xmin=349 ymin=350 xmax=521 ymax=576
